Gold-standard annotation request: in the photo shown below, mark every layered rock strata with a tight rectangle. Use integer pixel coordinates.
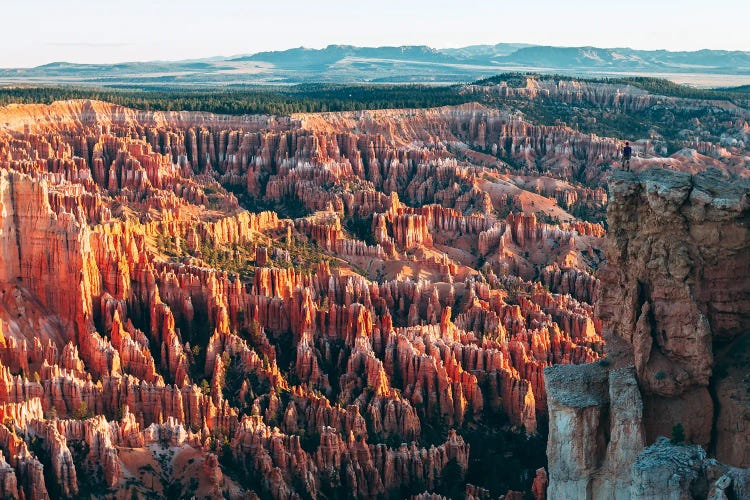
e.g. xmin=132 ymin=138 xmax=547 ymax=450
xmin=546 ymin=168 xmax=750 ymax=499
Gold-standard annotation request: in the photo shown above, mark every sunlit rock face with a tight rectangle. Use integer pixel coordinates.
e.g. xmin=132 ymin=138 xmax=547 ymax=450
xmin=0 ymin=97 xmax=614 ymax=498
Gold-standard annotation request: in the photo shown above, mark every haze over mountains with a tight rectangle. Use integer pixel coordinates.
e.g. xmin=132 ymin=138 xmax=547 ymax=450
xmin=2 ymin=42 xmax=749 ymax=87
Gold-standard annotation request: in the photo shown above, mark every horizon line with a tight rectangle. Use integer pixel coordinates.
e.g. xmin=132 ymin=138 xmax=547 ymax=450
xmin=3 ymin=41 xmax=749 ymax=70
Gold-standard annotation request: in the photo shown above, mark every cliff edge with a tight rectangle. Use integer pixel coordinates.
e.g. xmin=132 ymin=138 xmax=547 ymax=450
xmin=546 ymin=168 xmax=750 ymax=499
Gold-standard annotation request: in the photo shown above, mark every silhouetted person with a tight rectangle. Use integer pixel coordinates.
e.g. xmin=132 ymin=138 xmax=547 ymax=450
xmin=622 ymin=141 xmax=632 ymax=171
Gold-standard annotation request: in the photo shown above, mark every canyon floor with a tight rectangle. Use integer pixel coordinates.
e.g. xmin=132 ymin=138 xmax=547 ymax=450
xmin=0 ymin=76 xmax=747 ymax=499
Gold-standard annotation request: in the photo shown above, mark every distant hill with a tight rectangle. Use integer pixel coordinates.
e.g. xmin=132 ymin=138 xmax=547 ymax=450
xmin=720 ymin=84 xmax=750 ymax=92
xmin=495 ymin=46 xmax=750 ymax=73
xmin=231 ymin=45 xmax=461 ymax=67
xmin=1 ymin=43 xmax=749 ymax=87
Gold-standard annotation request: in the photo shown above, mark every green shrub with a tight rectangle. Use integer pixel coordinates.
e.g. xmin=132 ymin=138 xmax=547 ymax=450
xmin=73 ymin=401 xmax=94 ymax=420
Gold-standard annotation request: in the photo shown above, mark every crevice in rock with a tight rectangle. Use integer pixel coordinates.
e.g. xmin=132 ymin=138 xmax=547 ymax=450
xmin=7 ymin=174 xmax=23 ymax=282
xmin=707 ymin=366 xmax=721 ymax=457
xmin=595 ymin=403 xmax=611 ymax=469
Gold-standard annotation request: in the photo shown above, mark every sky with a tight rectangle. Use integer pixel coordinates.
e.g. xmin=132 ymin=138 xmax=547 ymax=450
xmin=2 ymin=0 xmax=749 ymax=68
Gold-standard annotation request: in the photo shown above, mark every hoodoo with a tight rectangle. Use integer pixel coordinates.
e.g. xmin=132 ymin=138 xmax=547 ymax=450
xmin=0 ymin=67 xmax=747 ymax=497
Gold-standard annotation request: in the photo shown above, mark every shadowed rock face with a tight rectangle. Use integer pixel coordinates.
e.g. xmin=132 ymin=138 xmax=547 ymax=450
xmin=601 ymin=169 xmax=750 ymax=450
xmin=0 ymin=100 xmax=607 ymax=498
xmin=546 ymin=168 xmax=750 ymax=499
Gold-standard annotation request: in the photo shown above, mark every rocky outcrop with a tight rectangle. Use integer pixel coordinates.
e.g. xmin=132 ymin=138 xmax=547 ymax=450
xmin=546 ymin=364 xmax=647 ymax=499
xmin=627 ymin=438 xmax=750 ymax=500
xmin=545 ymin=363 xmax=610 ymax=498
xmin=600 ymin=169 xmax=750 ymax=453
xmin=546 ymin=168 xmax=750 ymax=499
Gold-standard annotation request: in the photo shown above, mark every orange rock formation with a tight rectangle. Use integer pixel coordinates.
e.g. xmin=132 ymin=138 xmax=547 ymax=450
xmin=0 ymin=99 xmax=607 ymax=498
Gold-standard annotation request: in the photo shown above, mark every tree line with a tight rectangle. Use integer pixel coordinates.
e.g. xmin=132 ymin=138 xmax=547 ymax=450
xmin=0 ymin=84 xmax=473 ymax=115
xmin=1 ymin=74 xmax=745 ymax=117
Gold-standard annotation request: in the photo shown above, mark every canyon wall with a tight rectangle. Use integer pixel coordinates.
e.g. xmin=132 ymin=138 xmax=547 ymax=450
xmin=546 ymin=168 xmax=750 ymax=499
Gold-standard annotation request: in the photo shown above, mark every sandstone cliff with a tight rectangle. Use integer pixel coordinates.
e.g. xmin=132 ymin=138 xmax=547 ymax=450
xmin=546 ymin=168 xmax=750 ymax=499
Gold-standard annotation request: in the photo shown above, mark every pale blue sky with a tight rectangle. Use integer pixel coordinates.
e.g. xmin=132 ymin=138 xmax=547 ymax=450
xmin=3 ymin=0 xmax=748 ymax=67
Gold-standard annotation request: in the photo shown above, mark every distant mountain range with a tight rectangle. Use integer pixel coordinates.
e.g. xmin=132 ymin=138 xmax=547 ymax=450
xmin=2 ymin=43 xmax=749 ymax=87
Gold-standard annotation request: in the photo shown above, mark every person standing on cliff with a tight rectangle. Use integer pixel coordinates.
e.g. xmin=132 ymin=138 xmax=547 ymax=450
xmin=621 ymin=141 xmax=632 ymax=171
